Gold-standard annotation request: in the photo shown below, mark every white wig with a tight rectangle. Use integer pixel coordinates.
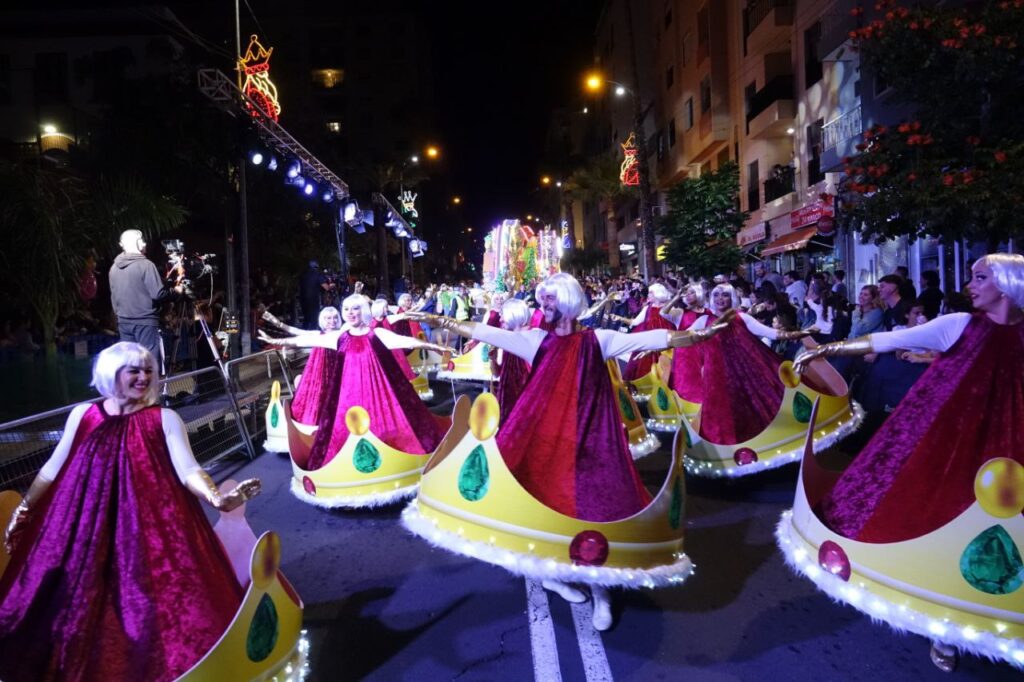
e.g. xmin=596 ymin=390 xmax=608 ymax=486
xmin=535 ymin=273 xmax=587 ymax=320
xmin=710 ymin=283 xmax=740 ymax=312
xmin=978 ymin=253 xmax=1024 ymax=309
xmin=317 ymin=306 xmax=341 ymax=331
xmin=684 ymin=282 xmax=706 ymax=307
xmin=91 ymin=341 xmax=160 ymax=406
xmin=341 ymin=293 xmax=372 ymax=325
xmin=500 ymin=298 xmax=531 ymax=330
xmin=647 ymin=283 xmax=672 ymax=305
xmin=370 ymin=298 xmax=389 ymax=319
xmin=397 ymin=293 xmax=413 ymax=309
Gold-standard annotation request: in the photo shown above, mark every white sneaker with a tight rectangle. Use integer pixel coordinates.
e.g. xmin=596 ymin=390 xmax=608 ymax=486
xmin=542 ymin=579 xmax=587 ymax=603
xmin=591 ymin=585 xmax=613 ymax=631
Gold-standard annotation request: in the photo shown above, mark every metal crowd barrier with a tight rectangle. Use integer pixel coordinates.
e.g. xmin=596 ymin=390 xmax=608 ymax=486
xmin=0 ymin=349 xmax=306 ymax=493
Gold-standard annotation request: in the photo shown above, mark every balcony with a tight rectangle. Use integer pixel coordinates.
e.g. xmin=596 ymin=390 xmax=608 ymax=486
xmin=764 ymin=165 xmax=795 ymax=203
xmin=744 ymin=0 xmax=794 ymax=56
xmin=746 ymin=76 xmax=794 ymax=138
xmin=819 ymin=0 xmax=861 ymax=61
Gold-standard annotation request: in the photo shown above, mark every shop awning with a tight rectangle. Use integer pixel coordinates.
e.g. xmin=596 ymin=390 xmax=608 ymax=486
xmin=760 ymin=226 xmax=819 ymax=257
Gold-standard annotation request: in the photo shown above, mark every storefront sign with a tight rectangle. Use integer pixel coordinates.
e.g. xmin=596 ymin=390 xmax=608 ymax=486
xmin=817 ymin=215 xmax=835 ymax=236
xmin=791 ymin=199 xmax=834 ymax=230
xmin=737 ymin=222 xmax=767 ymax=246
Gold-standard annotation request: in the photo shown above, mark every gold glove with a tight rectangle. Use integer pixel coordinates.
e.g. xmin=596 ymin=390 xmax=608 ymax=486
xmin=793 ymin=336 xmax=874 ymax=374
xmin=667 ymin=309 xmax=736 ymax=348
xmin=775 ymin=328 xmax=816 ymax=341
xmin=186 ymin=470 xmax=261 ymax=512
xmin=404 ymin=313 xmax=477 ymax=339
xmin=5 ymin=473 xmax=53 ymax=554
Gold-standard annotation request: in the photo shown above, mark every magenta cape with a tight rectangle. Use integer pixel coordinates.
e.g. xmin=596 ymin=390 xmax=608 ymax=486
xmin=822 ymin=314 xmax=1024 ymax=542
xmin=495 ymin=352 xmax=530 ymax=427
xmin=623 ymin=306 xmax=675 ymax=381
xmin=290 ymin=345 xmax=337 ymax=424
xmin=668 ymin=309 xmax=715 ymax=404
xmin=496 ymin=329 xmax=651 ymax=521
xmin=306 ymin=331 xmax=448 ymax=469
xmin=698 ymin=315 xmax=785 ymax=444
xmin=0 ymin=405 xmax=241 ymax=682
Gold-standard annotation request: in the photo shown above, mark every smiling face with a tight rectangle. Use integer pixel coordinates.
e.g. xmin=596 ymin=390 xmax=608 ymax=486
xmin=116 ymin=364 xmax=154 ymax=401
xmin=712 ymin=289 xmax=733 ymax=314
xmin=967 ymin=261 xmax=1003 ymax=312
xmin=321 ymin=309 xmax=341 ymax=331
xmin=857 ymin=287 xmax=873 ymax=307
xmin=683 ymin=288 xmax=698 ymax=307
xmin=539 ymin=291 xmax=561 ymax=324
xmin=342 ymin=300 xmax=366 ymax=327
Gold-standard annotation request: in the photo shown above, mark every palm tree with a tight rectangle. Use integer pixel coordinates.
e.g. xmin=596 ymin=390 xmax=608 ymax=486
xmin=0 ymin=162 xmax=187 ymax=353
xmin=564 ymin=156 xmax=636 ymax=275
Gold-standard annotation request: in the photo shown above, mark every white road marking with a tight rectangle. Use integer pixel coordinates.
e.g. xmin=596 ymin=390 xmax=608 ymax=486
xmin=570 ymin=600 xmax=614 ymax=682
xmin=526 ymin=579 xmax=563 ymax=682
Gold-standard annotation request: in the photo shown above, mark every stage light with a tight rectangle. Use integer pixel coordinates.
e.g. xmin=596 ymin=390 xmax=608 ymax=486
xmin=343 ymin=200 xmax=360 ymax=224
xmin=266 ymin=155 xmax=278 ymax=171
xmin=303 ymin=182 xmax=316 ymax=196
xmin=250 ymin=151 xmax=264 ymax=165
xmin=322 ymin=188 xmax=334 ymax=202
xmin=286 ymin=159 xmax=301 ymax=178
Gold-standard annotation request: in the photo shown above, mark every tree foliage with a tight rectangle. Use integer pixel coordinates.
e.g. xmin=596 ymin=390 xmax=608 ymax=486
xmin=659 ymin=162 xmax=748 ymax=279
xmin=840 ymin=0 xmax=1024 ymax=246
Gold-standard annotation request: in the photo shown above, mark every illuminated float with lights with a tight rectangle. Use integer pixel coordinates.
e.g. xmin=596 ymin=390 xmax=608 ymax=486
xmin=402 ymin=392 xmax=691 ymax=595
xmin=776 ymin=401 xmax=1024 ymax=672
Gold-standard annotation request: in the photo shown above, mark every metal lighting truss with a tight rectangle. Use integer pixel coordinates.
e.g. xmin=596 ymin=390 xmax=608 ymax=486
xmin=372 ymin=192 xmax=414 ymax=239
xmin=197 ymin=68 xmax=350 ymax=200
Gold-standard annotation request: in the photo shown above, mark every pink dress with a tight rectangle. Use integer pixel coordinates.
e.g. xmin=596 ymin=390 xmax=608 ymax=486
xmin=622 ymin=306 xmax=676 ymax=381
xmin=668 ymin=309 xmax=715 ymax=404
xmin=290 ymin=343 xmax=337 ymax=424
xmin=0 ymin=405 xmax=242 ymax=682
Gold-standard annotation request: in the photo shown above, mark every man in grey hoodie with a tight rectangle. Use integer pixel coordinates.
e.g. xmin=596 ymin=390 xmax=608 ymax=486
xmin=109 ymin=229 xmax=178 ymax=371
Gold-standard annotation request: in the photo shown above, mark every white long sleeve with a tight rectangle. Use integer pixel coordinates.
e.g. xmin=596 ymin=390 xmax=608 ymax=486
xmin=869 ymin=313 xmax=971 ymax=353
xmin=373 ymin=327 xmax=423 ymax=350
xmin=161 ymin=409 xmax=204 ymax=482
xmin=38 ymin=403 xmax=91 ymax=481
xmin=630 ymin=306 xmax=648 ymax=328
xmin=596 ymin=329 xmax=672 ymax=358
xmin=804 ymin=299 xmax=833 ymax=335
xmin=472 ymin=325 xmax=548 ymax=364
xmin=693 ymin=312 xmax=779 ymax=341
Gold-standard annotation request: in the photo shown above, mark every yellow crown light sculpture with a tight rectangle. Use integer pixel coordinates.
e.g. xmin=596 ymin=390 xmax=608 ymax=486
xmin=264 ymin=381 xmax=316 ymax=454
xmin=402 ymin=393 xmax=692 ymax=588
xmin=607 ymin=360 xmax=660 ymax=458
xmin=436 ymin=342 xmax=494 ymax=383
xmin=776 ymin=400 xmax=1024 ymax=671
xmin=411 ymin=372 xmax=434 ymax=401
xmin=681 ymin=348 xmax=863 ymax=478
xmin=406 ymin=333 xmax=444 ymax=374
xmin=0 ymin=493 xmax=308 ymax=681
xmin=285 ymin=398 xmax=430 ymax=509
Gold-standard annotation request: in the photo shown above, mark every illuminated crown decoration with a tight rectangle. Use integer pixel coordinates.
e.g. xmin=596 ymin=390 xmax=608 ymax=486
xmin=436 ymin=343 xmax=494 ymax=383
xmin=238 ymin=34 xmax=281 ymax=122
xmin=681 ymin=351 xmax=863 ymax=478
xmin=0 ymin=491 xmax=307 ymax=680
xmin=402 ymin=393 xmax=693 ymax=588
xmin=606 ymin=359 xmax=660 ymax=458
xmin=777 ymin=400 xmax=1024 ymax=670
xmin=399 ymin=191 xmax=419 ymax=219
xmin=278 ymin=389 xmax=431 ymax=509
xmin=620 ymin=132 xmax=640 ymax=187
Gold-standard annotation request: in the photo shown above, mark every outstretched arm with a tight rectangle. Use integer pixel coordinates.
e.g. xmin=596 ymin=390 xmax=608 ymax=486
xmin=373 ymin=327 xmax=452 ymax=354
xmin=261 ymin=310 xmax=306 ymax=336
xmin=257 ymin=328 xmax=339 ymax=350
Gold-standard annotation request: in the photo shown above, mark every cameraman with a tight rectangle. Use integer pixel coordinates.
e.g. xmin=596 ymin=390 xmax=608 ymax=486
xmin=109 ymin=229 xmax=180 ymax=371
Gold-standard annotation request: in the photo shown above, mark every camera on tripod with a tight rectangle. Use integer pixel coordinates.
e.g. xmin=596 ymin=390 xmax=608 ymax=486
xmin=163 ymin=239 xmax=218 ymax=299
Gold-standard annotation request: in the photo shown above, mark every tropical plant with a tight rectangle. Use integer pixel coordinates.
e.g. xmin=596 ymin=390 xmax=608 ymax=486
xmin=564 ymin=155 xmax=636 ymax=273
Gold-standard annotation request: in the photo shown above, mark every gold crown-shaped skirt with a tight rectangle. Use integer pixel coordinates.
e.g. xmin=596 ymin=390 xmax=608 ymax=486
xmin=402 ymin=393 xmax=692 ymax=588
xmin=776 ymin=400 xmax=1024 ymax=670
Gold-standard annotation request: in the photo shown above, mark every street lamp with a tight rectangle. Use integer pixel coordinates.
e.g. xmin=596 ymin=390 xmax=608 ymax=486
xmin=541 ymin=175 xmax=552 ymax=186
xmin=452 ymin=196 xmax=462 ymax=205
xmin=425 ymin=145 xmax=440 ymax=160
xmin=583 ymin=70 xmax=657 ymax=280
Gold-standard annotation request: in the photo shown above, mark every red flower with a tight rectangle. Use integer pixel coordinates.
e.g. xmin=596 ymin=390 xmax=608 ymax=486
xmin=942 ymin=174 xmax=956 ymax=186
xmin=849 ymin=29 xmax=860 ymax=40
xmin=962 ymin=171 xmax=977 ymax=185
xmin=909 ymin=21 xmax=919 ymax=30
xmin=897 ymin=123 xmax=910 ymax=133
xmin=911 ymin=121 xmax=921 ymax=131
xmin=907 ymin=173 xmax=917 ymax=182
xmin=941 ymin=38 xmax=958 ymax=48
xmin=920 ymin=134 xmax=934 ymax=145
xmin=842 ymin=156 xmax=853 ymax=164
xmin=995 ymin=151 xmax=1008 ymax=163
xmin=855 ymin=143 xmax=867 ymax=151
xmin=850 ymin=7 xmax=864 ymax=16
xmin=974 ymin=25 xmax=986 ymax=37
xmin=886 ymin=11 xmax=895 ymax=20
xmin=876 ymin=125 xmax=888 ymax=135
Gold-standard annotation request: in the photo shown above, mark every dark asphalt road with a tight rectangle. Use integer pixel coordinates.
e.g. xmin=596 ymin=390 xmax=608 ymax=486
xmin=209 ymin=380 xmax=1017 ymax=681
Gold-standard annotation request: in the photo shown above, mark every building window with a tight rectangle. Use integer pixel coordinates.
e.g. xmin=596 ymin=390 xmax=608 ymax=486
xmin=311 ymin=68 xmax=345 ymax=89
xmin=665 ymin=65 xmax=674 ymax=90
xmin=665 ymin=3 xmax=673 ymax=28
xmin=681 ymin=31 xmax=692 ymax=67
xmin=744 ymin=80 xmax=757 ymax=134
xmin=697 ymin=6 xmax=710 ymax=63
xmin=657 ymin=128 xmax=666 ymax=161
xmin=717 ymin=147 xmax=729 ymax=168
xmin=668 ymin=117 xmax=676 ymax=147
xmin=804 ymin=22 xmax=823 ymax=88
xmin=326 ymin=121 xmax=341 ymax=133
xmin=33 ymin=52 xmax=69 ymax=105
xmin=685 ymin=97 xmax=694 ymax=129
xmin=699 ymin=75 xmax=712 ymax=113
xmin=747 ymin=160 xmax=760 ymax=211
xmin=807 ymin=118 xmax=824 ymax=186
